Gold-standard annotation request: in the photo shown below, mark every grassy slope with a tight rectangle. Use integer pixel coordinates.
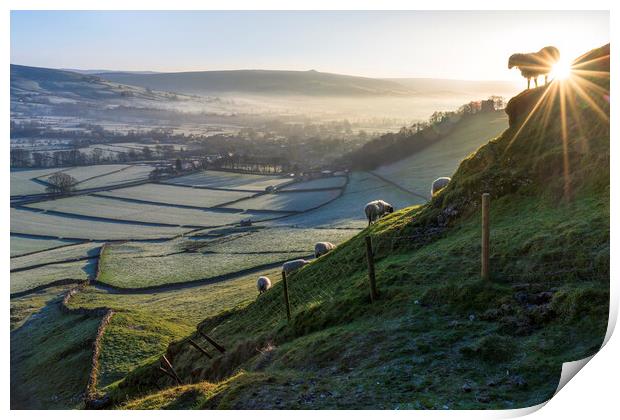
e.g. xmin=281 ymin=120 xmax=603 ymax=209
xmin=115 ymin=46 xmax=609 ymax=409
xmin=67 ymin=268 xmax=282 ymax=390
xmin=374 ymin=111 xmax=508 ymax=197
xmin=10 ymin=289 xmax=102 ymax=409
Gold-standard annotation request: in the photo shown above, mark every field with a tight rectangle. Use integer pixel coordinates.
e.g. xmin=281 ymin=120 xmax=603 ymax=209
xmin=96 ymin=183 xmax=253 ymax=208
xmin=9 ymin=117 xmax=506 ymax=408
xmin=164 ymin=170 xmax=292 ymax=191
xmin=11 ymin=289 xmax=103 ymax=409
xmin=11 ymin=241 xmax=102 ymax=271
xmin=224 ymin=189 xmax=341 ymax=212
xmin=10 ymin=259 xmax=97 ymax=294
xmin=374 ymin=111 xmax=508 ymax=197
xmin=280 ymin=176 xmax=347 ymax=191
xmin=11 ymin=207 xmax=189 ymax=240
xmin=11 ymin=168 xmax=66 ymax=196
xmin=27 ymin=195 xmax=287 ymax=227
xmin=39 ymin=164 xmax=130 ymax=183
xmin=268 ymin=171 xmax=425 ymax=228
xmin=10 ymin=235 xmax=80 ymax=257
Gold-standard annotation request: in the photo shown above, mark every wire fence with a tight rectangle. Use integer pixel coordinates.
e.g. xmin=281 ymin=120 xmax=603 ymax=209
xmin=171 ymin=193 xmax=609 ymax=386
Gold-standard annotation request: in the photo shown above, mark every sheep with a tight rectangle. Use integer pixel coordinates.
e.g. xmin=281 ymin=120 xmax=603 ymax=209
xmin=431 ymin=177 xmax=451 ymax=196
xmin=257 ymin=276 xmax=272 ymax=294
xmin=364 ymin=200 xmax=394 ymax=226
xmin=314 ymin=241 xmax=336 ymax=258
xmin=508 ymin=46 xmax=560 ymax=89
xmin=282 ymin=259 xmax=310 ymax=277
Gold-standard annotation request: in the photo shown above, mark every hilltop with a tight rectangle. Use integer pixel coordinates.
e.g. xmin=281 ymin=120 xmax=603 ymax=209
xmin=104 ymin=44 xmax=609 ymax=409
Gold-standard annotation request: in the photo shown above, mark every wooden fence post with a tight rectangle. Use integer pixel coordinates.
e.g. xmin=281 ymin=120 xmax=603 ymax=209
xmin=481 ymin=193 xmax=490 ymax=282
xmin=282 ymin=271 xmax=292 ymax=321
xmin=365 ymin=236 xmax=378 ymax=302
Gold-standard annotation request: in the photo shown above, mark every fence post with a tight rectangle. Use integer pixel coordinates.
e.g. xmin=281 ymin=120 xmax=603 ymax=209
xmin=365 ymin=236 xmax=378 ymax=302
xmin=282 ymin=271 xmax=292 ymax=322
xmin=481 ymin=193 xmax=490 ymax=282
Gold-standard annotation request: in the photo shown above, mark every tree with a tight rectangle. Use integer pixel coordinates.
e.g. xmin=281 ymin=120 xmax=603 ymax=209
xmin=175 ymin=158 xmax=182 ymax=172
xmin=46 ymin=172 xmax=77 ymax=194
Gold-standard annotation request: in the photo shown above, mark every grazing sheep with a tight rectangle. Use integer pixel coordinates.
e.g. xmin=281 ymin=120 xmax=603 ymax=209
xmin=314 ymin=242 xmax=336 ymax=258
xmin=257 ymin=276 xmax=272 ymax=294
xmin=282 ymin=259 xmax=310 ymax=277
xmin=508 ymin=46 xmax=560 ymax=89
xmin=431 ymin=177 xmax=451 ymax=196
xmin=364 ymin=200 xmax=394 ymax=226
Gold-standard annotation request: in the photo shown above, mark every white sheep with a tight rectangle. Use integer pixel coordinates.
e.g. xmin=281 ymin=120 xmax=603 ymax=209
xmin=314 ymin=242 xmax=336 ymax=258
xmin=364 ymin=200 xmax=394 ymax=226
xmin=257 ymin=276 xmax=272 ymax=294
xmin=282 ymin=259 xmax=310 ymax=277
xmin=431 ymin=177 xmax=451 ymax=196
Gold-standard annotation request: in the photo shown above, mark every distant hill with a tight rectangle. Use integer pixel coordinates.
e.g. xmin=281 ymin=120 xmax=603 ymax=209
xmin=93 ymin=69 xmax=417 ymax=96
xmin=62 ymin=69 xmax=160 ymax=75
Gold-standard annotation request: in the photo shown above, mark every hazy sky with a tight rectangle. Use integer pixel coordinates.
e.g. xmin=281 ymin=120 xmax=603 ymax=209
xmin=10 ymin=10 xmax=609 ymax=81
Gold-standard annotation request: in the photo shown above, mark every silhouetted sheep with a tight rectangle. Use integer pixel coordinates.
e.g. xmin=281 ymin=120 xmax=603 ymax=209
xmin=364 ymin=200 xmax=394 ymax=226
xmin=282 ymin=259 xmax=310 ymax=277
xmin=431 ymin=177 xmax=451 ymax=196
xmin=257 ymin=276 xmax=272 ymax=294
xmin=508 ymin=46 xmax=560 ymax=89
xmin=314 ymin=242 xmax=336 ymax=258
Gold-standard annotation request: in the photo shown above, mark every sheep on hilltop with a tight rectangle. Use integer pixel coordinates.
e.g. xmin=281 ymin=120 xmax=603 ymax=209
xmin=508 ymin=46 xmax=560 ymax=89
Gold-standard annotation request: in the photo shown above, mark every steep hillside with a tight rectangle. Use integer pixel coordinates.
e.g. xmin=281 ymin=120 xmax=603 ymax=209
xmin=95 ymin=69 xmax=415 ymax=96
xmin=108 ymin=45 xmax=609 ymax=409
xmin=373 ymin=111 xmax=508 ymax=198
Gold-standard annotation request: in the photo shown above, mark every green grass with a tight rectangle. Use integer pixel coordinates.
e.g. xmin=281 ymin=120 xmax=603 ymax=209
xmin=98 ymin=243 xmax=297 ymax=289
xmin=11 ymin=292 xmax=102 ymax=409
xmin=66 ymin=269 xmax=282 ymax=390
xmin=114 ymin=64 xmax=609 ymax=409
xmin=10 ymin=284 xmax=75 ymax=331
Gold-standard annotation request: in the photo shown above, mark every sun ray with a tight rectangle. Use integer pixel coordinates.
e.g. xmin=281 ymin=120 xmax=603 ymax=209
xmin=506 ymin=83 xmax=556 ymax=150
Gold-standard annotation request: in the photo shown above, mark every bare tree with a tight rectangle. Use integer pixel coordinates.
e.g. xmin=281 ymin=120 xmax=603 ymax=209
xmin=46 ymin=172 xmax=77 ymax=194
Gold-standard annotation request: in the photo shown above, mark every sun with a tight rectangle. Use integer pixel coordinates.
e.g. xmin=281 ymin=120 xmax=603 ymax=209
xmin=550 ymin=58 xmax=573 ymax=80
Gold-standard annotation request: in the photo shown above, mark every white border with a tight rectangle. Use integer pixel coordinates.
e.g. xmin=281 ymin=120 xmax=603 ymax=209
xmin=3 ymin=2 xmax=616 ymax=419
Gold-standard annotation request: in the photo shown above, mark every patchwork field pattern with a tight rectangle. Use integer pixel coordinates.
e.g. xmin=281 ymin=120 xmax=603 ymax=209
xmin=267 ymin=171 xmax=425 ymax=228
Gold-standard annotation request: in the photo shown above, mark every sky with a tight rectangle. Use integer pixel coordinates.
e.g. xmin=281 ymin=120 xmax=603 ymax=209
xmin=10 ymin=10 xmax=609 ymax=81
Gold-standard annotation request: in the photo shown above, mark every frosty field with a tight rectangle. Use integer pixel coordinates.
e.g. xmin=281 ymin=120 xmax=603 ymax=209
xmin=10 ymin=235 xmax=80 ymax=257
xmin=97 ymin=183 xmax=253 ymax=208
xmin=164 ymin=170 xmax=292 ymax=191
xmin=225 ymin=189 xmax=342 ymax=212
xmin=11 ymin=207 xmax=189 ymax=240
